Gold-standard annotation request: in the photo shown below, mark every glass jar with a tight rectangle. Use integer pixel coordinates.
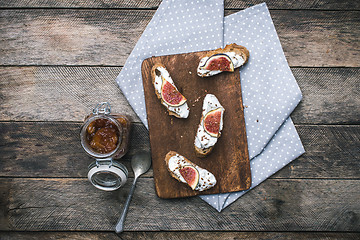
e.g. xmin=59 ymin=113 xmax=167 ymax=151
xmin=80 ymin=102 xmax=131 ymax=191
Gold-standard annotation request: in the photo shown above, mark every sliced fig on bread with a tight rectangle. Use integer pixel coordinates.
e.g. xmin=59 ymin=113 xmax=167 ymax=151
xmin=203 ymin=108 xmax=223 ymax=138
xmin=197 ymin=43 xmax=249 ymax=77
xmin=200 ymin=53 xmax=234 ymax=72
xmin=160 ymin=78 xmax=187 ymax=107
xmin=179 ymin=165 xmax=199 ymax=190
xmin=165 ymin=151 xmax=216 ymax=191
xmin=151 ymin=63 xmax=189 ymax=118
xmin=194 ymin=94 xmax=224 ymax=157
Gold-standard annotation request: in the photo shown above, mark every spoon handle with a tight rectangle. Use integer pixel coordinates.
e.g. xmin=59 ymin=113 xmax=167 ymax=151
xmin=115 ymin=177 xmax=138 ymax=233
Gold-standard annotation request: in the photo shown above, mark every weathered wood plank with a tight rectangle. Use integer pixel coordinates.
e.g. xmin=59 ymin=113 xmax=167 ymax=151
xmin=0 ymin=66 xmax=140 ymax=122
xmin=0 ymin=9 xmax=150 ymax=66
xmin=0 ymin=122 xmax=150 ymax=178
xmin=275 ymin=125 xmax=360 ymax=178
xmin=225 ymin=0 xmax=360 ymax=10
xmin=0 ymin=123 xmax=359 ymax=179
xmin=291 ymin=68 xmax=360 ymax=125
xmin=0 ymin=231 xmax=359 ymax=240
xmin=0 ymin=10 xmax=358 ymax=67
xmin=0 ymin=178 xmax=358 ymax=231
xmin=0 ymin=0 xmax=162 ymax=9
xmin=1 ymin=67 xmax=359 ymax=124
xmin=0 ymin=0 xmax=359 ymax=10
xmin=262 ymin=11 xmax=360 ymax=67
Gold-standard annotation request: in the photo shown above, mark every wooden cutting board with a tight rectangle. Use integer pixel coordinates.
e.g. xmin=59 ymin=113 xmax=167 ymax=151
xmin=141 ymin=50 xmax=251 ymax=199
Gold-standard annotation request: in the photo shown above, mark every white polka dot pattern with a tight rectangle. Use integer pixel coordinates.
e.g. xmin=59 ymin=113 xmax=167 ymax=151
xmin=115 ymin=0 xmax=224 ymax=128
xmin=200 ymin=118 xmax=305 ymax=211
xmin=224 ymin=3 xmax=303 ymax=159
xmin=199 ymin=3 xmax=305 ymax=212
xmin=114 ymin=2 xmax=305 ymax=212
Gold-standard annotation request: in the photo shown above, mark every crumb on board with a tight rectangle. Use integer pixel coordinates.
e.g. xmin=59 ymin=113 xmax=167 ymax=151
xmin=194 ymin=96 xmax=201 ymax=103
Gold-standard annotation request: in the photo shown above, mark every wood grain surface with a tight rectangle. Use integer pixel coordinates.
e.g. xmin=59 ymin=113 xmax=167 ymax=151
xmin=141 ymin=52 xmax=250 ymax=198
xmin=0 ymin=123 xmax=359 ymax=179
xmin=1 ymin=67 xmax=359 ymax=123
xmin=0 ymin=0 xmax=359 ymax=238
xmin=0 ymin=10 xmax=358 ymax=67
xmin=0 ymin=66 xmax=140 ymax=122
xmin=1 ymin=232 xmax=359 ymax=240
xmin=1 ymin=178 xmax=359 ymax=231
xmin=1 ymin=0 xmax=359 ymax=10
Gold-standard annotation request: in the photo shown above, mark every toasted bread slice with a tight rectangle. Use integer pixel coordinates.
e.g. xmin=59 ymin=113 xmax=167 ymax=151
xmin=165 ymin=151 xmax=216 ymax=191
xmin=151 ymin=63 xmax=166 ymax=100
xmin=197 ymin=43 xmax=249 ymax=77
xmin=194 ymin=145 xmax=214 ymax=157
xmin=194 ymin=94 xmax=224 ymax=157
xmin=151 ymin=63 xmax=189 ymax=118
xmin=205 ymin=43 xmax=249 ymax=62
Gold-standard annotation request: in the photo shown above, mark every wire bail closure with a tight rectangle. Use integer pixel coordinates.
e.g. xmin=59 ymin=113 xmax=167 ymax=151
xmin=93 ymin=102 xmax=111 ymax=115
xmin=95 ymin=158 xmax=113 ymax=168
xmin=88 ymin=159 xmax=128 ymax=191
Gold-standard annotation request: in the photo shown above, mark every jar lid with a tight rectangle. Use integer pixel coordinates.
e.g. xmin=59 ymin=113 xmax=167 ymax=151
xmin=88 ymin=159 xmax=128 ymax=191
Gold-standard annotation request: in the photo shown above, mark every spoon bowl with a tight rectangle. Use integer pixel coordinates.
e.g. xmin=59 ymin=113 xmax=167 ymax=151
xmin=131 ymin=151 xmax=152 ymax=178
xmin=115 ymin=151 xmax=151 ymax=233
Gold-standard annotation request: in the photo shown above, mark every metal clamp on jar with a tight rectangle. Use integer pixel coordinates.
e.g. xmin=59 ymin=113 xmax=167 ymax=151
xmin=80 ymin=102 xmax=131 ymax=191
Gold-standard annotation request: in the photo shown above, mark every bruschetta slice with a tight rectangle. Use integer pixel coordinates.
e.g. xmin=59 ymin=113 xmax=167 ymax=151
xmin=165 ymin=151 xmax=216 ymax=191
xmin=194 ymin=94 xmax=225 ymax=157
xmin=151 ymin=63 xmax=189 ymax=118
xmin=197 ymin=43 xmax=249 ymax=77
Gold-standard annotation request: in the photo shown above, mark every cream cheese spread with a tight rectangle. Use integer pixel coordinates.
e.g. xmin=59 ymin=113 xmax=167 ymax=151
xmin=168 ymin=153 xmax=216 ymax=191
xmin=226 ymin=52 xmax=245 ymax=68
xmin=197 ymin=52 xmax=245 ymax=77
xmin=153 ymin=66 xmax=189 ymax=118
xmin=194 ymin=94 xmax=224 ymax=150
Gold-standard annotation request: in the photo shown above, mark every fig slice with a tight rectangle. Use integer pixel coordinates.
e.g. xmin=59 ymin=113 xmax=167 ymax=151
xmin=179 ymin=165 xmax=199 ymax=190
xmin=160 ymin=77 xmax=187 ymax=107
xmin=201 ymin=53 xmax=234 ymax=72
xmin=204 ymin=108 xmax=223 ymax=138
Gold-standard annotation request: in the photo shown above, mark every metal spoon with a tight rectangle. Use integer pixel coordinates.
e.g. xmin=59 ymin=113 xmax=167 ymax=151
xmin=115 ymin=151 xmax=151 ymax=233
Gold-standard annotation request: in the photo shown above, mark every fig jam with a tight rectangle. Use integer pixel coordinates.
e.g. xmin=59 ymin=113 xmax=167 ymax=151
xmin=81 ymin=114 xmax=131 ymax=159
xmin=110 ymin=114 xmax=131 ymax=159
xmin=86 ymin=119 xmax=119 ymax=154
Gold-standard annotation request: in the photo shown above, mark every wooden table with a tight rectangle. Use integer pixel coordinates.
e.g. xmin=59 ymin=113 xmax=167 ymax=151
xmin=0 ymin=1 xmax=359 ymax=239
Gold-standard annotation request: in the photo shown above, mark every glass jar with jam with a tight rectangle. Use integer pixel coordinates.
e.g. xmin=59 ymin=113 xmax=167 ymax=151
xmin=80 ymin=102 xmax=131 ymax=191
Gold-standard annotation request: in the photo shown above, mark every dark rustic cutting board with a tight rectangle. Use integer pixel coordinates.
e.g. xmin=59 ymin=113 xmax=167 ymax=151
xmin=141 ymin=50 xmax=251 ymax=199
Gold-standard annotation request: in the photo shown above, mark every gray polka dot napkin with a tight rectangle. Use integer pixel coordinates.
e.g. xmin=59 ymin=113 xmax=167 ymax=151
xmin=200 ymin=118 xmax=304 ymax=211
xmin=115 ymin=1 xmax=305 ymax=212
xmin=224 ymin=4 xmax=303 ymax=159
xmin=116 ymin=0 xmax=224 ymax=126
